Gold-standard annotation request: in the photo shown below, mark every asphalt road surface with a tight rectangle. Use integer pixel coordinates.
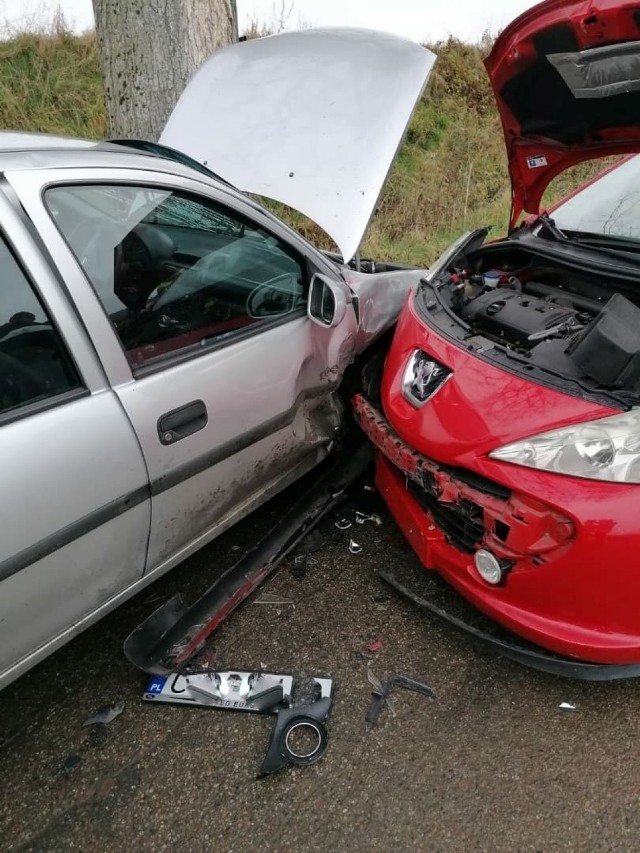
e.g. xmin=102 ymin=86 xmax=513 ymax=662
xmin=2 ymin=477 xmax=640 ymax=852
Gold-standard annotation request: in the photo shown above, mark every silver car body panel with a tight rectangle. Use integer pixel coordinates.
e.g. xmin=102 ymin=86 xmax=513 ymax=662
xmin=9 ymin=165 xmax=356 ymax=568
xmin=0 ymin=190 xmax=150 ymax=683
xmin=344 ymin=267 xmax=426 ymax=353
xmin=0 ymin=132 xmax=99 ymax=151
xmin=161 ymin=28 xmax=436 ymax=262
xmin=0 ymin=133 xmax=423 ymax=689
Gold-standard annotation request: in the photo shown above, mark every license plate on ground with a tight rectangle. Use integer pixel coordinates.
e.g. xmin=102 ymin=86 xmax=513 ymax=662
xmin=143 ymin=670 xmax=295 ymax=712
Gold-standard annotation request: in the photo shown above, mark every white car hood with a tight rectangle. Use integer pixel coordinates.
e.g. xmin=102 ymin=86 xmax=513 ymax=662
xmin=161 ymin=28 xmax=435 ymax=262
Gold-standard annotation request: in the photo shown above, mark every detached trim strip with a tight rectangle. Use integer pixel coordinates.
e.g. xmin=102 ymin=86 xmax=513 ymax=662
xmin=0 ymin=485 xmax=150 ymax=584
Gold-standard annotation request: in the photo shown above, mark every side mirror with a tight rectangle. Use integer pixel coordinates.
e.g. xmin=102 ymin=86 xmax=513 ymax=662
xmin=307 ymin=274 xmax=351 ymax=328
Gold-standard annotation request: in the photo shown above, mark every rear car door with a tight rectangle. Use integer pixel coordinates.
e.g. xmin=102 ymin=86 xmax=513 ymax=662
xmin=11 ymin=167 xmax=357 ymax=573
xmin=0 ymin=190 xmax=150 ymax=689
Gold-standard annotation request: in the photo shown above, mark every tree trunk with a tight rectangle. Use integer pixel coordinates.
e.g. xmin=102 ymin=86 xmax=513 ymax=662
xmin=92 ymin=0 xmax=237 ymax=140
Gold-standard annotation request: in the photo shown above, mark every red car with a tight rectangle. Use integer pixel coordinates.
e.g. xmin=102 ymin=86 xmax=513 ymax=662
xmin=354 ymin=0 xmax=640 ymax=678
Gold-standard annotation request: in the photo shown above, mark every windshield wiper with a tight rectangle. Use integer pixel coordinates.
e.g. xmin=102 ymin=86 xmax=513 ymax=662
xmin=564 ymin=232 xmax=640 ymax=254
xmin=532 ymin=217 xmax=640 ymax=264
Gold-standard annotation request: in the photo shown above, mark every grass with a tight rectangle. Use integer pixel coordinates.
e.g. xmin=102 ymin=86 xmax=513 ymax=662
xmin=0 ymin=22 xmax=106 ymax=138
xmin=0 ymin=23 xmax=616 ymax=267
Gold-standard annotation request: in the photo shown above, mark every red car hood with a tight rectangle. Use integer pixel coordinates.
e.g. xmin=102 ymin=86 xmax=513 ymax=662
xmin=486 ymin=0 xmax=640 ymax=229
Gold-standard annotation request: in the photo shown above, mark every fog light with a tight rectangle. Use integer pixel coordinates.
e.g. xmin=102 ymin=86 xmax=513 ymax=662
xmin=474 ymin=549 xmax=504 ymax=585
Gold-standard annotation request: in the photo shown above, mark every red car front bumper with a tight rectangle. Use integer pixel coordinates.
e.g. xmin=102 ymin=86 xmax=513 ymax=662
xmin=353 ymin=392 xmax=640 ymax=666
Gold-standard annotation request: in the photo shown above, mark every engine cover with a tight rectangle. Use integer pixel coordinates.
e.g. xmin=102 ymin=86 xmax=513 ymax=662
xmin=461 ymin=289 xmax=577 ymax=345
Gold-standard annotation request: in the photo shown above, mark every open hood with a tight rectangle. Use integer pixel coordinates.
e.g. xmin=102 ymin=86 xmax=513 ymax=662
xmin=486 ymin=0 xmax=640 ymax=230
xmin=161 ymin=28 xmax=435 ymax=262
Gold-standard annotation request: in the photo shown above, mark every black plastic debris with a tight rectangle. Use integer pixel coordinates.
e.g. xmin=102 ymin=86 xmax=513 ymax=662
xmin=142 ymin=670 xmax=334 ymax=778
xmin=366 ymin=675 xmax=435 ymax=726
xmin=62 ymin=754 xmax=82 ymax=779
xmin=258 ymin=697 xmax=332 ymax=779
xmin=124 ymin=444 xmax=371 ymax=676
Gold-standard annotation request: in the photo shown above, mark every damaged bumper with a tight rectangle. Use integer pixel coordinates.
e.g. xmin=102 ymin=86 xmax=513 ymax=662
xmin=353 ymin=394 xmax=574 ymax=561
xmin=353 ymin=394 xmax=640 ymax=670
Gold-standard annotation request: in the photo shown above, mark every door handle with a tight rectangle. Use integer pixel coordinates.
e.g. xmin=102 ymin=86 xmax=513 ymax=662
xmin=158 ymin=400 xmax=208 ymax=445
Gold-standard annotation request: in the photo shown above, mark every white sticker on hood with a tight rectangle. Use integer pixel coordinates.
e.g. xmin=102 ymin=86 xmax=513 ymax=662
xmin=527 ymin=155 xmax=548 ymax=169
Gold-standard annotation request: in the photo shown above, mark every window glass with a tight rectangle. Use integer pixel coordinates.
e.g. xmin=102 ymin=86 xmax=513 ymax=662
xmin=552 ymin=155 xmax=640 ymax=241
xmin=0 ymin=235 xmax=81 ymax=417
xmin=45 ymin=185 xmax=307 ymax=369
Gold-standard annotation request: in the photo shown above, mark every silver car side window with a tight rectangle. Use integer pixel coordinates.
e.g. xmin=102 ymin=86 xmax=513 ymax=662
xmin=0 ymin=233 xmax=82 ymax=418
xmin=45 ymin=184 xmax=307 ymax=371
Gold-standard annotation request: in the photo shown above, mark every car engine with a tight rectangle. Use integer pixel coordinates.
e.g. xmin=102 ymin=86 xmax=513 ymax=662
xmin=460 ymin=287 xmax=588 ymax=347
xmin=441 ymin=268 xmax=640 ymax=396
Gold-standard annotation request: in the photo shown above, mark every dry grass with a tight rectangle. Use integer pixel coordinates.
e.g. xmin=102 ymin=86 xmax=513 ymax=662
xmin=0 ymin=23 xmax=616 ymax=266
xmin=0 ymin=24 xmax=105 ymax=138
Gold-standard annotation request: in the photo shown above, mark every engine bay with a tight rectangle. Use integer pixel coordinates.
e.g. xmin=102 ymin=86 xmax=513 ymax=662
xmin=418 ymin=234 xmax=640 ymax=404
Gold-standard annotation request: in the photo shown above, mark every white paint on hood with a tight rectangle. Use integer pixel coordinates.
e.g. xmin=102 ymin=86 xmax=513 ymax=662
xmin=161 ymin=28 xmax=435 ymax=262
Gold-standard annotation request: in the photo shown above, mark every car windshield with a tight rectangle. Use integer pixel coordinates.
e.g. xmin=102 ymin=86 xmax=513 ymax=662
xmin=551 ymin=155 xmax=640 ymax=243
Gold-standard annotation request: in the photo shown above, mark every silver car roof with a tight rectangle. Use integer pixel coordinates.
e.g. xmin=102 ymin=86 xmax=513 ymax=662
xmin=0 ymin=132 xmax=227 ymax=184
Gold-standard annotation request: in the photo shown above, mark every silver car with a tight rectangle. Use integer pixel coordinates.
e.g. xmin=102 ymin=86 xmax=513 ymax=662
xmin=0 ymin=28 xmax=435 ymax=689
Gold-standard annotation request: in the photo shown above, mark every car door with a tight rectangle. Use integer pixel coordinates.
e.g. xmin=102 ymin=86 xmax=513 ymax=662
xmin=12 ymin=167 xmax=357 ymax=574
xmin=0 ymin=190 xmax=150 ymax=689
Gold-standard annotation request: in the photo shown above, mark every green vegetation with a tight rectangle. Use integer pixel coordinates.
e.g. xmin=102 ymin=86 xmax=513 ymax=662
xmin=0 ymin=23 xmax=613 ymax=267
xmin=0 ymin=23 xmax=106 ymax=138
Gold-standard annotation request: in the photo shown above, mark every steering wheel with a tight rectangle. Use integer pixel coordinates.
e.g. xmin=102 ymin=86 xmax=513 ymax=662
xmin=0 ymin=351 xmax=49 ymax=411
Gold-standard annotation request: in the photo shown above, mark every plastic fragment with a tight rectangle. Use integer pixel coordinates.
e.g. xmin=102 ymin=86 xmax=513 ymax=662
xmin=349 ymin=540 xmax=363 ymax=554
xmin=254 ymin=593 xmax=295 ymax=608
xmin=559 ymin=702 xmax=577 ymax=710
xmin=335 ymin=518 xmax=352 ymax=530
xmin=366 ymin=674 xmax=434 ymax=725
xmin=291 ymin=553 xmax=309 ymax=581
xmin=367 ymin=667 xmax=385 ymax=694
xmin=366 ymin=668 xmax=396 ymax=718
xmin=355 ymin=511 xmax=382 ymax=526
xmin=83 ymin=701 xmax=125 ymax=727
xmin=367 ymin=640 xmax=383 ymax=654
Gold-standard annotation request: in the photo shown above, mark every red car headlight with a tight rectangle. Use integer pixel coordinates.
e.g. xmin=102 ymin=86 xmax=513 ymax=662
xmin=490 ymin=410 xmax=640 ymax=483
